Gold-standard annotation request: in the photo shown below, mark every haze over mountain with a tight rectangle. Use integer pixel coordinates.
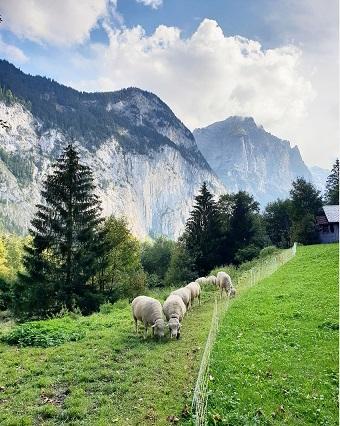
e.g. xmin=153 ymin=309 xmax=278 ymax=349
xmin=0 ymin=60 xmax=225 ymax=237
xmin=309 ymin=165 xmax=330 ymax=194
xmin=194 ymin=116 xmax=313 ymax=207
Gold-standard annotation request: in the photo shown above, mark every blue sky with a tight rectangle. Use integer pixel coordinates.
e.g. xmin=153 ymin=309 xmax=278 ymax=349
xmin=0 ymin=0 xmax=338 ymax=168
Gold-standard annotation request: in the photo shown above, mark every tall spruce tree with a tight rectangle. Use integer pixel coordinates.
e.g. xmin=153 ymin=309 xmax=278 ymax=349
xmin=15 ymin=144 xmax=104 ymax=318
xmin=183 ymin=182 xmax=222 ymax=276
xmin=225 ymin=191 xmax=263 ymax=264
xmin=324 ymin=159 xmax=339 ymax=205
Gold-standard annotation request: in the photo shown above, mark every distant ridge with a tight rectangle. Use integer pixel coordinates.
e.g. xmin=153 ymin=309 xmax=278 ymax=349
xmin=194 ymin=116 xmax=312 ymax=206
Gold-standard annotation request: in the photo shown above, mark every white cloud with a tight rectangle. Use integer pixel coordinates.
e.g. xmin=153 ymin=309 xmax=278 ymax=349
xmin=0 ymin=0 xmax=113 ymax=46
xmin=263 ymin=0 xmax=339 ymax=169
xmin=136 ymin=0 xmax=163 ymax=9
xmin=71 ymin=19 xmax=315 ymax=135
xmin=0 ymin=37 xmax=28 ymax=63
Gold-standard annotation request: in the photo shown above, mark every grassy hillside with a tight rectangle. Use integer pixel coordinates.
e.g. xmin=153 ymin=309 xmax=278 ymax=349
xmin=208 ymin=244 xmax=339 ymax=425
xmin=0 ymin=288 xmax=219 ymax=426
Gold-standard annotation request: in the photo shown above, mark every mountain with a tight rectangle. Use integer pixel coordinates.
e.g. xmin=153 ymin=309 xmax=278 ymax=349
xmin=309 ymin=165 xmax=330 ymax=195
xmin=193 ymin=116 xmax=312 ymax=207
xmin=0 ymin=60 xmax=225 ymax=237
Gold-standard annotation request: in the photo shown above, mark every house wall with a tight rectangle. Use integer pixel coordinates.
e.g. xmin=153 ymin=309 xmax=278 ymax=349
xmin=319 ymin=223 xmax=339 ymax=243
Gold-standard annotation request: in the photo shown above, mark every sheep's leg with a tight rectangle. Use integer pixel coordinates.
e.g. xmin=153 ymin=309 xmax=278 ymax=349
xmin=144 ymin=323 xmax=148 ymax=339
xmin=134 ymin=317 xmax=138 ymax=333
xmin=198 ymin=293 xmax=201 ymax=305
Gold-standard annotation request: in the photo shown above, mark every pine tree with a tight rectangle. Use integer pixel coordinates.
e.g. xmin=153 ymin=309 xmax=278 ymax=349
xmin=225 ymin=191 xmax=263 ymax=264
xmin=324 ymin=159 xmax=339 ymax=205
xmin=183 ymin=182 xmax=222 ymax=276
xmin=289 ymin=177 xmax=322 ymax=245
xmin=15 ymin=144 xmax=104 ymax=318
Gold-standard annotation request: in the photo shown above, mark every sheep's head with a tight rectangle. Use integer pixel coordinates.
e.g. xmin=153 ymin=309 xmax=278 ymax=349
xmin=229 ymin=287 xmax=236 ymax=298
xmin=152 ymin=319 xmax=165 ymax=339
xmin=168 ymin=317 xmax=181 ymax=339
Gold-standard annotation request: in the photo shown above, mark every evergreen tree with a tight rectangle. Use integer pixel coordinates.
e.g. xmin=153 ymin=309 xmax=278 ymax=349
xmin=289 ymin=177 xmax=322 ymax=245
xmin=264 ymin=199 xmax=293 ymax=248
xmin=183 ymin=182 xmax=222 ymax=276
xmin=225 ymin=191 xmax=263 ymax=264
xmin=15 ymin=144 xmax=104 ymax=318
xmin=324 ymin=159 xmax=339 ymax=205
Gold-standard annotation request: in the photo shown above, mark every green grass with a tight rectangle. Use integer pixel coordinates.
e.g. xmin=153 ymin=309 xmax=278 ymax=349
xmin=208 ymin=244 xmax=339 ymax=425
xmin=0 ymin=290 xmax=217 ymax=425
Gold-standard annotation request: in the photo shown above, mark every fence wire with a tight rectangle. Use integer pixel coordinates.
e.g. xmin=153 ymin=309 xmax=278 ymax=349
xmin=191 ymin=243 xmax=297 ymax=425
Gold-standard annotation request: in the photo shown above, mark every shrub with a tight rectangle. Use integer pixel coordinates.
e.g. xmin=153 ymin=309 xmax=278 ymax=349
xmin=99 ymin=302 xmax=115 ymax=314
xmin=145 ymin=272 xmax=162 ymax=288
xmin=234 ymin=244 xmax=260 ymax=264
xmin=259 ymin=246 xmax=279 ymax=258
xmin=1 ymin=320 xmax=85 ymax=347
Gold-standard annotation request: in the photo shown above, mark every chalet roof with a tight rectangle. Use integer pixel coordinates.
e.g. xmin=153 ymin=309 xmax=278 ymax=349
xmin=322 ymin=205 xmax=339 ymax=223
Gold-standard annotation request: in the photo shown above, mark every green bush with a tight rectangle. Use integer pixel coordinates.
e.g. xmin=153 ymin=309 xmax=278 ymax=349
xmin=259 ymin=245 xmax=279 ymax=258
xmin=234 ymin=244 xmax=260 ymax=264
xmin=1 ymin=320 xmax=85 ymax=347
xmin=99 ymin=302 xmax=115 ymax=314
xmin=145 ymin=272 xmax=162 ymax=288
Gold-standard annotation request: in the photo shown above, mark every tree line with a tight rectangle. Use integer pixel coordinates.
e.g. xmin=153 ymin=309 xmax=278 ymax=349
xmin=0 ymin=145 xmax=338 ymax=320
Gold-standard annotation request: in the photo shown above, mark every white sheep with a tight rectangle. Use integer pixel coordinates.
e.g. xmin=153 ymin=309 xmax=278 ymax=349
xmin=131 ymin=295 xmax=165 ymax=339
xmin=186 ymin=281 xmax=201 ymax=306
xmin=216 ymin=271 xmax=232 ymax=298
xmin=196 ymin=277 xmax=207 ymax=285
xmin=163 ymin=294 xmax=186 ymax=339
xmin=228 ymin=285 xmax=236 ymax=298
xmin=206 ymin=275 xmax=217 ymax=286
xmin=171 ymin=287 xmax=192 ymax=310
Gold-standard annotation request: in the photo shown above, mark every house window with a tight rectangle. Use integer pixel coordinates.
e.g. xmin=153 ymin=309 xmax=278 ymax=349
xmin=322 ymin=225 xmax=329 ymax=233
xmin=330 ymin=224 xmax=334 ymax=233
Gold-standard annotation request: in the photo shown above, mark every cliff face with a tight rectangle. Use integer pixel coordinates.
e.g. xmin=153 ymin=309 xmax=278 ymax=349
xmin=194 ymin=116 xmax=312 ymax=206
xmin=0 ymin=61 xmax=225 ymax=237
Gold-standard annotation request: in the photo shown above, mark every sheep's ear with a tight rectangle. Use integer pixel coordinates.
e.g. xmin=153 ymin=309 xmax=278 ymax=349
xmin=151 ymin=323 xmax=156 ymax=328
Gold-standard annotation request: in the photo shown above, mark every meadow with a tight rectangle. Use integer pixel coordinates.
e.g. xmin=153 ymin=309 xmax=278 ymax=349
xmin=0 ymin=244 xmax=338 ymax=425
xmin=0 ymin=287 xmax=219 ymax=426
xmin=207 ymin=243 xmax=339 ymax=425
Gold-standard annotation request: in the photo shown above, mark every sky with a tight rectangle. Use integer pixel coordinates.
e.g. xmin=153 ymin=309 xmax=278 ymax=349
xmin=0 ymin=0 xmax=338 ymax=169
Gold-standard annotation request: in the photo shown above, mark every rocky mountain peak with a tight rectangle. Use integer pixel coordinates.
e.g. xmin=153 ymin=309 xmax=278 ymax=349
xmin=0 ymin=60 xmax=225 ymax=237
xmin=193 ymin=116 xmax=312 ymax=206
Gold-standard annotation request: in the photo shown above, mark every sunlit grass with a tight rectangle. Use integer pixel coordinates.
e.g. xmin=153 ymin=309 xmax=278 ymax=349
xmin=208 ymin=244 xmax=339 ymax=425
xmin=0 ymin=289 xmax=216 ymax=425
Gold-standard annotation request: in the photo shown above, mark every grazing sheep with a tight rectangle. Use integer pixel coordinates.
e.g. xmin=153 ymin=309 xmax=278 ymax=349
xmin=228 ymin=285 xmax=236 ymax=298
xmin=217 ymin=271 xmax=232 ymax=298
xmin=163 ymin=294 xmax=186 ymax=339
xmin=131 ymin=296 xmax=165 ymax=339
xmin=206 ymin=275 xmax=217 ymax=286
xmin=186 ymin=281 xmax=201 ymax=306
xmin=171 ymin=287 xmax=192 ymax=310
xmin=196 ymin=277 xmax=207 ymax=285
